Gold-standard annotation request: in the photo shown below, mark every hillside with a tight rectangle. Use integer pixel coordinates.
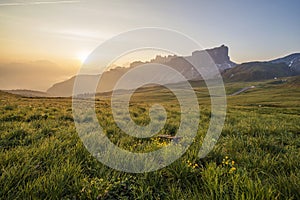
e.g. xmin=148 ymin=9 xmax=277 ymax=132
xmin=1 ymin=78 xmax=299 ymax=199
xmin=2 ymin=89 xmax=51 ymax=97
xmin=222 ymin=62 xmax=299 ymax=82
xmin=270 ymin=53 xmax=300 ymax=71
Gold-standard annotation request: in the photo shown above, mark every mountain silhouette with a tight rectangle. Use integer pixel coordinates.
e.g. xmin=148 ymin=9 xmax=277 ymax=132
xmin=6 ymin=45 xmax=295 ymax=97
xmin=47 ymin=45 xmax=235 ymax=96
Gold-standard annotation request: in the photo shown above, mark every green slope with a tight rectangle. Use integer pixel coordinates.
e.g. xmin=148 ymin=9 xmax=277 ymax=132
xmin=223 ymin=62 xmax=299 ymax=82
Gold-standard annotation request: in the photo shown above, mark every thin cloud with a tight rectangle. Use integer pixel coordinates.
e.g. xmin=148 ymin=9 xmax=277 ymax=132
xmin=0 ymin=0 xmax=80 ymax=7
xmin=47 ymin=29 xmax=109 ymax=43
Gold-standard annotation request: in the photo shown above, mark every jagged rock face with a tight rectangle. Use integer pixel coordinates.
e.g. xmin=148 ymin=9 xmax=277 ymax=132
xmin=128 ymin=45 xmax=236 ymax=81
xmin=193 ymin=45 xmax=230 ymax=64
xmin=190 ymin=45 xmax=236 ymax=72
xmin=209 ymin=45 xmax=231 ymax=64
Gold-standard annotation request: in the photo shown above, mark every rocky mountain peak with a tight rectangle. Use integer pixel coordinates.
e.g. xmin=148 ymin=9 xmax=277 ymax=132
xmin=192 ymin=45 xmax=230 ymax=64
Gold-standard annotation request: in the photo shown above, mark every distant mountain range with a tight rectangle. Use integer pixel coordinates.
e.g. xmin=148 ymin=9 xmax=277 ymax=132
xmin=47 ymin=45 xmax=237 ymax=96
xmin=3 ymin=45 xmax=300 ymax=97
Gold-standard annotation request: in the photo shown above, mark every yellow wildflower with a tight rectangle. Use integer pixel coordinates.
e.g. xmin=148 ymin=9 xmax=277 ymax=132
xmin=229 ymin=167 xmax=236 ymax=174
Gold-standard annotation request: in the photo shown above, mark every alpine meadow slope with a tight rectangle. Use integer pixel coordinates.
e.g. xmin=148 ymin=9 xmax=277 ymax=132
xmin=0 ymin=77 xmax=299 ymax=199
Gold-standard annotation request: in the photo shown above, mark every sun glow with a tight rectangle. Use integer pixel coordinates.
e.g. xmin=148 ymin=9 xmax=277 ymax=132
xmin=76 ymin=51 xmax=90 ymax=63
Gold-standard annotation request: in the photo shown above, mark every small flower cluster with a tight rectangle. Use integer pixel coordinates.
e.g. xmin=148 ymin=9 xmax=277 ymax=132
xmin=222 ymin=156 xmax=236 ymax=174
xmin=151 ymin=137 xmax=168 ymax=147
xmin=187 ymin=160 xmax=199 ymax=169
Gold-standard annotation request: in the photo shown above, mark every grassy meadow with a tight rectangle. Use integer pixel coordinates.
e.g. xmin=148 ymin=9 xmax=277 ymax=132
xmin=0 ymin=77 xmax=299 ymax=199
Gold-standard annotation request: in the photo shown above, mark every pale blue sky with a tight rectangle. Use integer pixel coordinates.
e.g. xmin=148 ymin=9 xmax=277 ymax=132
xmin=0 ymin=0 xmax=299 ymax=63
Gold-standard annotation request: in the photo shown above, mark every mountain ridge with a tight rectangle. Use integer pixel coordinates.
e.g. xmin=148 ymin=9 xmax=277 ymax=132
xmin=223 ymin=53 xmax=300 ymax=82
xmin=47 ymin=45 xmax=236 ymax=96
xmin=8 ymin=45 xmax=298 ymax=97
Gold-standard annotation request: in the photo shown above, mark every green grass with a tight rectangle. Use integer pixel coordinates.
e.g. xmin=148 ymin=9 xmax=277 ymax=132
xmin=0 ymin=78 xmax=299 ymax=199
xmin=222 ymin=62 xmax=297 ymax=82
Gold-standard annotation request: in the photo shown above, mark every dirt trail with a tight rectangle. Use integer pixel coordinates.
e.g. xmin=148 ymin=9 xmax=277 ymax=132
xmin=230 ymin=86 xmax=255 ymax=96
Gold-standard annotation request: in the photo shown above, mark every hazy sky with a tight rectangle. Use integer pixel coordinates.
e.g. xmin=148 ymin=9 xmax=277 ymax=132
xmin=0 ymin=0 xmax=300 ymax=90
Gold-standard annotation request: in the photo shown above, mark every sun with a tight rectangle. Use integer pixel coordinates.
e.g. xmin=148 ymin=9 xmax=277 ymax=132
xmin=76 ymin=51 xmax=90 ymax=63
